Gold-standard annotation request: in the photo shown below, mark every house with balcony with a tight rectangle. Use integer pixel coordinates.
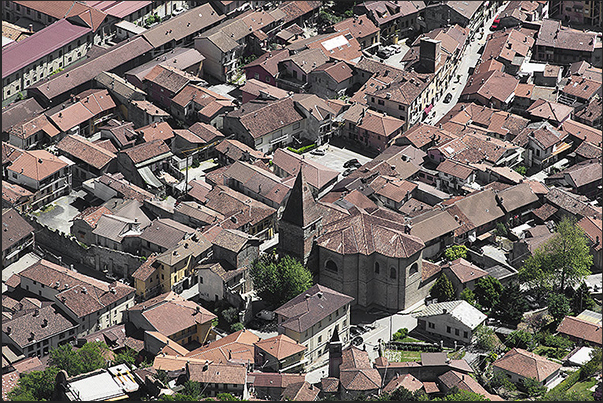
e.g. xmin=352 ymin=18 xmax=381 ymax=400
xmin=512 ymin=121 xmax=572 ymax=169
xmin=127 ymin=291 xmax=216 ymax=348
xmin=291 ymin=93 xmax=337 ymax=145
xmin=435 ymin=159 xmax=477 ymax=195
xmin=353 ymin=1 xmax=425 ymax=45
xmin=254 ymin=334 xmax=307 ymax=373
xmin=170 ymin=84 xmax=235 ymax=127
xmin=143 ymin=65 xmax=204 ymax=111
xmin=5 ymin=149 xmax=74 ymax=210
xmin=460 ymin=70 xmax=519 ymax=110
xmin=274 ymin=284 xmax=353 ymax=366
xmin=308 ymin=60 xmax=355 ymax=99
xmin=17 ymin=259 xmax=135 ymax=337
xmin=244 ymin=49 xmax=290 ymax=88
xmin=533 ymin=19 xmax=599 ymax=67
xmin=7 ymin=114 xmax=60 ymax=150
xmin=222 ymin=97 xmax=306 ymax=154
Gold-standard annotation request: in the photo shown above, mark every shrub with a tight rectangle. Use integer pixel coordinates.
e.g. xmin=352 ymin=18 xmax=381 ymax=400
xmin=519 ymin=377 xmax=547 ymax=397
xmin=444 ymin=245 xmax=468 ymax=261
xmin=393 ymin=328 xmax=408 ymax=341
xmin=513 ymin=165 xmax=527 ymax=175
xmin=230 ymin=322 xmax=244 ymax=332
xmin=495 ymin=222 xmax=508 ymax=237
xmin=490 ymin=371 xmax=516 ymax=391
xmin=505 ymin=330 xmax=534 ymax=350
xmin=287 ymin=143 xmax=317 ymax=154
xmin=221 ymin=307 xmax=239 ymax=324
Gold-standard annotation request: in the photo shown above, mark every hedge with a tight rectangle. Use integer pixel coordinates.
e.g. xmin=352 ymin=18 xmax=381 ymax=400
xmin=287 ymin=144 xmax=317 ymax=154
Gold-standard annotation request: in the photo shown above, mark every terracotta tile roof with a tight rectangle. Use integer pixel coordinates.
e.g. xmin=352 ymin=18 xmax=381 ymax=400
xmin=131 ymin=253 xmax=159 ymax=281
xmin=2 ymin=302 xmax=77 ymax=349
xmin=141 ymin=3 xmax=225 ymax=48
xmin=15 ymin=1 xmax=107 ymax=30
xmin=320 ymin=377 xmax=340 ymax=393
xmin=313 ymin=60 xmax=354 ymax=83
xmin=97 ymin=173 xmax=154 ymax=202
xmin=373 ymin=178 xmax=417 ymax=203
xmin=152 ymin=354 xmax=206 ymax=372
xmin=188 ymin=361 xmax=247 ymax=385
xmin=8 ymin=114 xmax=60 ymax=140
xmin=273 ymin=148 xmax=339 ymax=191
xmin=186 ymin=329 xmax=259 ymax=363
xmin=339 ymin=346 xmax=382 ymax=391
xmin=317 ymin=207 xmax=425 ymax=258
xmin=281 ymin=381 xmax=319 ymax=401
xmin=560 ymin=119 xmax=602 ymax=146
xmin=2 ymin=143 xmax=24 ymax=167
xmin=7 ymin=149 xmax=71 ymax=182
xmin=73 ymin=205 xmax=112 ymax=229
xmin=132 ymin=291 xmax=216 ymax=337
xmin=527 ymin=99 xmax=573 ymax=123
xmin=250 ymin=372 xmax=305 ymax=389
xmin=438 ymin=370 xmax=497 ymax=400
xmin=1 ymin=208 xmax=33 ymax=254
xmin=139 ymin=218 xmax=195 ymax=251
xmin=244 ymin=49 xmax=290 ymax=77
xmin=461 ymin=70 xmax=519 ymax=104
xmin=57 ymin=134 xmax=116 ymax=170
xmin=563 ymin=76 xmax=601 ymax=101
xmin=227 ymin=98 xmax=304 ymax=139
xmin=215 ymin=139 xmax=267 ymax=162
xmin=2 ymin=182 xmax=33 ymax=206
xmin=187 ymin=179 xmax=212 ymax=203
xmin=532 ymin=203 xmax=558 ymax=222
xmin=2 ymin=371 xmax=20 ymax=400
xmin=12 ymin=356 xmax=45 ymax=374
xmin=275 ymin=284 xmax=354 ymax=333
xmin=203 ymin=185 xmax=276 ymax=229
xmin=362 ymin=1 xmax=425 ymax=25
xmin=536 ymin=19 xmax=597 ymax=52
xmin=254 ymin=334 xmax=306 ymax=360
xmin=574 ymin=97 xmax=602 ymax=126
xmin=493 ymin=348 xmax=562 ymax=382
xmin=436 ymin=159 xmax=475 ymax=180
xmin=93 ymin=138 xmax=118 ymax=154
xmin=546 ymin=187 xmax=595 ymax=216
xmin=557 ymin=159 xmax=602 ymax=188
xmin=445 ymin=258 xmax=489 ymax=284
xmin=241 ymin=79 xmax=290 ymax=101
xmin=482 ymin=28 xmax=534 ymax=63
xmin=557 ymin=315 xmax=602 ymax=345
xmin=342 ymin=189 xmax=379 ymax=213
xmin=137 ymin=121 xmax=174 ymax=144
xmin=334 ymin=14 xmax=379 ymax=40
xmin=277 ymin=1 xmax=322 ymax=24
xmin=475 ymin=58 xmax=505 ymax=75
xmin=383 ymin=373 xmax=423 ymax=394
xmin=497 ymin=181 xmax=539 ymax=212
xmin=221 ymin=160 xmax=292 ymax=206
xmin=2 ymin=98 xmax=43 ymax=133
xmin=47 ymin=89 xmax=115 ymax=132
xmin=577 ymin=216 xmax=603 ymax=251
xmin=121 ymin=139 xmax=171 ymax=165
xmin=421 ymin=260 xmax=442 ymax=282
xmin=396 ymin=123 xmax=456 ymax=149
xmin=446 ymin=189 xmax=505 ymax=230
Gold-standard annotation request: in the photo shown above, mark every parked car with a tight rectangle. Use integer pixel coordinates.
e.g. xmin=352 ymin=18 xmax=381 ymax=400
xmin=377 ymin=47 xmax=393 ymax=59
xmin=344 ymin=158 xmax=361 ymax=168
xmin=343 ymin=168 xmax=355 ymax=176
xmin=491 ymin=15 xmax=500 ymax=30
xmin=389 ymin=44 xmax=402 ymax=53
xmin=444 ymin=93 xmax=453 ymax=103
xmin=310 ymin=148 xmax=325 ymax=156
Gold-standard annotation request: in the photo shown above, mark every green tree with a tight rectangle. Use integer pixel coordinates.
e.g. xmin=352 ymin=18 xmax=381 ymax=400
xmin=49 ymin=344 xmax=84 ymax=377
xmin=519 ymin=377 xmax=547 ymax=397
xmin=430 ymin=273 xmax=455 ymax=302
xmin=222 ymin=307 xmax=239 ymax=324
xmin=570 ymin=282 xmax=596 ymax=313
xmin=432 ymin=388 xmax=488 ymax=401
xmin=7 ymin=366 xmax=60 ymax=401
xmin=159 ymin=393 xmax=198 ymax=401
xmin=489 ymin=370 xmax=516 ymax=391
xmin=548 ymin=294 xmax=571 ymax=324
xmin=514 ymin=165 xmax=527 ymax=175
xmin=474 ymin=276 xmax=503 ymax=311
xmin=444 ymin=245 xmax=468 ymax=261
xmin=460 ymin=288 xmax=478 ymax=307
xmin=491 ymin=282 xmax=528 ymax=325
xmin=392 ymin=328 xmax=408 ymax=341
xmin=495 ymin=222 xmax=508 ymax=237
xmin=519 ymin=217 xmax=592 ymax=293
xmin=580 ymin=348 xmax=602 ymax=380
xmin=505 ymin=330 xmax=534 ymax=350
xmin=216 ymin=392 xmax=241 ymax=401
xmin=182 ymin=380 xmax=202 ymax=399
xmin=112 ymin=346 xmax=138 ymax=367
xmin=230 ymin=322 xmax=244 ymax=332
xmin=377 ymin=386 xmax=423 ymax=401
xmin=473 ymin=325 xmax=500 ymax=351
xmin=78 ymin=341 xmax=110 ymax=374
xmin=250 ymin=254 xmax=313 ymax=308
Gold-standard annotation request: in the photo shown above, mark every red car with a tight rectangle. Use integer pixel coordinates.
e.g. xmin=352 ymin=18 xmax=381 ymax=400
xmin=491 ymin=16 xmax=500 ymax=30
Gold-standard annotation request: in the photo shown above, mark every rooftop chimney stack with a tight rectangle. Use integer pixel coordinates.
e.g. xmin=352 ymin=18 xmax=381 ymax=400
xmin=419 ymin=38 xmax=441 ymax=74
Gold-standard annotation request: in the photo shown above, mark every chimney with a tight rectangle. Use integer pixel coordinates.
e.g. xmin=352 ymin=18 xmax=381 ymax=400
xmin=28 ymin=24 xmax=33 ymax=33
xmin=442 ymin=308 xmax=447 ymax=314
xmin=317 ymin=292 xmax=323 ymax=298
xmin=203 ymin=360 xmax=209 ymax=371
xmin=33 ymin=309 xmax=40 ymax=317
xmin=42 ymin=319 xmax=48 ymax=328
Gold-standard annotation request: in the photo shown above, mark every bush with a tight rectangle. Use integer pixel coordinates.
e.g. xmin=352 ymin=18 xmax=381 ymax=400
xmin=505 ymin=330 xmax=534 ymax=350
xmin=490 ymin=371 xmax=516 ymax=391
xmin=444 ymin=245 xmax=467 ymax=261
xmin=580 ymin=348 xmax=602 ymax=380
xmin=495 ymin=222 xmax=508 ymax=237
xmin=393 ymin=328 xmax=408 ymax=341
xmin=514 ymin=165 xmax=527 ymax=175
xmin=221 ymin=307 xmax=239 ymax=324
xmin=473 ymin=325 xmax=499 ymax=351
xmin=548 ymin=294 xmax=571 ymax=323
xmin=230 ymin=322 xmax=244 ymax=332
xmin=287 ymin=143 xmax=317 ymax=154
xmin=191 ymin=159 xmax=201 ymax=169
xmin=541 ymin=333 xmax=573 ymax=350
xmin=519 ymin=377 xmax=547 ymax=397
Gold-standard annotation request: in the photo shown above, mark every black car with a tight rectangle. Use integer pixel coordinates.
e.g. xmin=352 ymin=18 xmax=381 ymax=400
xmin=344 ymin=158 xmax=361 ymax=168
xmin=444 ymin=93 xmax=452 ymax=103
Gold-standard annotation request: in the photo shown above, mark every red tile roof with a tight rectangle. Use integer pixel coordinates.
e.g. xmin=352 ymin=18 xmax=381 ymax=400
xmin=577 ymin=216 xmax=603 ymax=251
xmin=138 ymin=121 xmax=174 ymax=143
xmin=7 ymin=149 xmax=71 ymax=182
xmin=122 ymin=139 xmax=171 ymax=165
xmin=493 ymin=348 xmax=561 ymax=382
xmin=2 ymin=208 xmax=34 ymax=253
xmin=254 ymin=334 xmax=307 ymax=360
xmin=556 ymin=315 xmax=602 ymax=346
xmin=445 ymin=258 xmax=489 ymax=284
xmin=57 ymin=134 xmax=116 ymax=170
xmin=227 ymin=98 xmax=304 ymax=139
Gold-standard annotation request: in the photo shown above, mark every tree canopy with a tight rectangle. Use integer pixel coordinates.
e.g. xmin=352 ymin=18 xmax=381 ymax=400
xmin=491 ymin=282 xmax=528 ymax=325
xmin=474 ymin=276 xmax=503 ymax=311
xmin=430 ymin=273 xmax=455 ymax=302
xmin=49 ymin=341 xmax=110 ymax=377
xmin=547 ymin=294 xmax=571 ymax=324
xmin=250 ymin=253 xmax=313 ymax=308
xmin=519 ymin=217 xmax=592 ymax=293
xmin=444 ymin=245 xmax=468 ymax=261
xmin=8 ymin=367 xmax=60 ymax=401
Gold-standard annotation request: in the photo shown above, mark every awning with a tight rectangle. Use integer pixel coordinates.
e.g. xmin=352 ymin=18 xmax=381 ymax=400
xmin=424 ymin=104 xmax=433 ymax=114
xmin=138 ymin=166 xmax=162 ymax=188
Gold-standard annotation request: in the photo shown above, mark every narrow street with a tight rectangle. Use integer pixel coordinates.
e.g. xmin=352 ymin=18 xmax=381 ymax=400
xmin=429 ymin=3 xmax=510 ymax=125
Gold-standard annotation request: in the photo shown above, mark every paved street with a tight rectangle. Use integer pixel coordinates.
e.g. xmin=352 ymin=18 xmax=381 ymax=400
xmin=430 ymin=4 xmax=510 ymax=125
xmin=302 ymin=143 xmax=373 ymax=173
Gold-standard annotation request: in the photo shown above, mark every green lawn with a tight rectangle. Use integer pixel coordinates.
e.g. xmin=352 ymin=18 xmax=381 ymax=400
xmin=567 ymin=378 xmax=597 ymax=395
xmin=386 ymin=350 xmax=422 ymax=362
xmin=399 ymin=336 xmax=422 ymax=343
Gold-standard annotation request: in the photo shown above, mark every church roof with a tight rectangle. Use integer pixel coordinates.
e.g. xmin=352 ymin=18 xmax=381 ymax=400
xmin=280 ymin=167 xmax=323 ymax=228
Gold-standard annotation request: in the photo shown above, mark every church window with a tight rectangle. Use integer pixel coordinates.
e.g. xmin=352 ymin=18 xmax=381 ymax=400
xmin=375 ymin=262 xmax=380 ymax=274
xmin=325 ymin=260 xmax=338 ymax=272
xmin=410 ymin=263 xmax=419 ymax=275
xmin=390 ymin=268 xmax=397 ymax=279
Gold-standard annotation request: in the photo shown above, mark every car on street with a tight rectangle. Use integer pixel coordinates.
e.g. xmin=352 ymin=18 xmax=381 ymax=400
xmin=491 ymin=15 xmax=500 ymax=30
xmin=444 ymin=93 xmax=453 ymax=103
xmin=310 ymin=148 xmax=325 ymax=156
xmin=389 ymin=44 xmax=402 ymax=53
xmin=344 ymin=158 xmax=361 ymax=168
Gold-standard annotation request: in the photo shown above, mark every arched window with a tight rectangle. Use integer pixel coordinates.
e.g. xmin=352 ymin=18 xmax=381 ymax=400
xmin=326 ymin=260 xmax=338 ymax=272
xmin=390 ymin=267 xmax=397 ymax=279
xmin=410 ymin=263 xmax=419 ymax=275
xmin=375 ymin=262 xmax=380 ymax=274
